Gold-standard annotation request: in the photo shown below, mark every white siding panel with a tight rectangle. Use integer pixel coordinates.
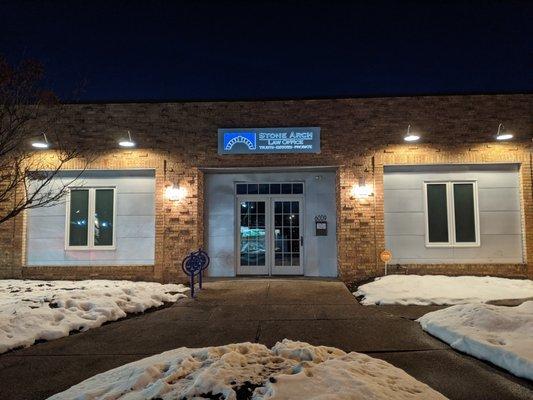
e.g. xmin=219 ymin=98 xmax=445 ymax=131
xmin=116 ymin=193 xmax=155 ymax=216
xmin=384 ymin=169 xmax=519 ymax=189
xmin=383 ymin=189 xmax=423 ymax=213
xmin=115 ymin=216 xmax=155 ymax=238
xmin=27 ymin=238 xmax=65 ymax=262
xmin=385 ymin=213 xmax=425 ymax=236
xmin=386 ymin=235 xmax=453 ymax=260
xmin=87 ymin=238 xmax=154 ymax=261
xmin=27 ymin=237 xmax=155 ymax=265
xmin=392 ymin=257 xmax=524 ymax=264
xmin=27 ymin=202 xmax=66 ymax=217
xmin=476 ymin=171 xmax=519 ymax=188
xmin=114 ymin=177 xmax=155 ymax=193
xmin=27 ymin=171 xmax=156 ymax=266
xmin=28 ymin=216 xmax=65 ymax=239
xmin=26 ymin=177 xmax=77 ymax=196
xmin=30 ymin=259 xmax=154 ymax=266
xmin=383 ymin=173 xmax=423 ymax=190
xmin=479 ymin=212 xmax=522 ymax=235
xmin=452 ymin=235 xmax=523 ymax=261
xmin=27 ymin=174 xmax=155 ymax=199
xmin=384 ymin=166 xmax=524 ymax=265
xmin=478 ymin=188 xmax=520 ymax=211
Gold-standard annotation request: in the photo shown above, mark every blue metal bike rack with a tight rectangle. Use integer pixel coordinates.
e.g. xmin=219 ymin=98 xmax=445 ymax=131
xmin=181 ymin=248 xmax=210 ymax=298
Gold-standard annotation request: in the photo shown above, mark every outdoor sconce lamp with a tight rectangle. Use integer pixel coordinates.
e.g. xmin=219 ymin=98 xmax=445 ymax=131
xmin=31 ymin=133 xmax=50 ymax=149
xmin=351 ymin=177 xmax=373 ymax=198
xmin=165 ymin=185 xmax=187 ymax=201
xmin=403 ymin=124 xmax=420 ymax=142
xmin=118 ymin=130 xmax=136 ymax=147
xmin=495 ymin=123 xmax=513 ymax=141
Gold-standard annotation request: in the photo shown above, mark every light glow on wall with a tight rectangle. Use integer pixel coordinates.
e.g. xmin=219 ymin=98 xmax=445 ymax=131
xmin=165 ymin=185 xmax=187 ymax=201
xmin=351 ymin=184 xmax=373 ymax=198
xmin=351 ymin=177 xmax=373 ymax=198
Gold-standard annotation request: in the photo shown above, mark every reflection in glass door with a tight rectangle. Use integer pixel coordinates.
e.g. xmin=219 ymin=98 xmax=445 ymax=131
xmin=236 ymin=192 xmax=304 ymax=276
xmin=272 ymin=200 xmax=303 ymax=275
xmin=237 ymin=200 xmax=268 ymax=275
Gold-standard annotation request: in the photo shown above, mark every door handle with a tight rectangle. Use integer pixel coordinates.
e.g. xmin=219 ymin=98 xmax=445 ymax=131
xmin=300 ymin=236 xmax=304 ymax=247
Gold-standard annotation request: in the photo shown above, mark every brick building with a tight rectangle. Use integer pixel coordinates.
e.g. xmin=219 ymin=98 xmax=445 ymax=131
xmin=1 ymin=94 xmax=531 ymax=283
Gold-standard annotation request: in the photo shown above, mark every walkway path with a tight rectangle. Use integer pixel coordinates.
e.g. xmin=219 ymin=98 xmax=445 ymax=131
xmin=0 ymin=279 xmax=531 ymax=399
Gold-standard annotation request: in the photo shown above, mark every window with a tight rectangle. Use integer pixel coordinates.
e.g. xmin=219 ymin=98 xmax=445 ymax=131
xmin=235 ymin=182 xmax=304 ymax=195
xmin=424 ymin=182 xmax=479 ymax=247
xmin=67 ymin=187 xmax=115 ymax=249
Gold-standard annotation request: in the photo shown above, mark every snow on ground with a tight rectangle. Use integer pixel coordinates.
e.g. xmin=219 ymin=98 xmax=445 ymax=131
xmin=355 ymin=275 xmax=533 ymax=306
xmin=418 ymin=301 xmax=533 ymax=380
xmin=0 ymin=279 xmax=188 ymax=354
xmin=48 ymin=339 xmax=447 ymax=400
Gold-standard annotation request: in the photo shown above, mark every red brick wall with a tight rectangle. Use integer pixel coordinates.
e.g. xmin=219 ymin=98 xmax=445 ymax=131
xmin=0 ymin=94 xmax=531 ymax=282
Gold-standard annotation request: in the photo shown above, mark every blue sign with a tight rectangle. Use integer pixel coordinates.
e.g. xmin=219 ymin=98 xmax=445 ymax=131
xmin=218 ymin=127 xmax=320 ymax=154
xmin=223 ymin=132 xmax=256 ymax=151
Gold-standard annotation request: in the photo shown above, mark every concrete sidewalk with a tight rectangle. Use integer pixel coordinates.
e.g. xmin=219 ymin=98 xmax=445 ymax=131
xmin=0 ymin=279 xmax=531 ymax=399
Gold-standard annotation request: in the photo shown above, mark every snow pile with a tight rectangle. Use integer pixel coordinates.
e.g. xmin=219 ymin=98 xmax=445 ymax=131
xmin=355 ymin=275 xmax=533 ymax=306
xmin=0 ymin=279 xmax=188 ymax=353
xmin=418 ymin=301 xmax=533 ymax=380
xmin=48 ymin=339 xmax=447 ymax=400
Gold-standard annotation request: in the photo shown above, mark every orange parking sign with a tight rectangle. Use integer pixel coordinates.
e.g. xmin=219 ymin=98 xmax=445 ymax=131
xmin=380 ymin=250 xmax=392 ymax=263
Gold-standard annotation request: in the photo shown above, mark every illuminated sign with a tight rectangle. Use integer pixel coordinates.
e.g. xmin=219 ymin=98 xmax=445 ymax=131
xmin=218 ymin=127 xmax=320 ymax=154
xmin=223 ymin=132 xmax=257 ymax=151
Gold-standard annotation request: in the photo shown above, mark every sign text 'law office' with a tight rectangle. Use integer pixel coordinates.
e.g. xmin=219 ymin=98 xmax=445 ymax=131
xmin=218 ymin=127 xmax=320 ymax=154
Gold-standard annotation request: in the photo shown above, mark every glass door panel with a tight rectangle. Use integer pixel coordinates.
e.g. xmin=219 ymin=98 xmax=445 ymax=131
xmin=237 ymin=200 xmax=269 ymax=275
xmin=272 ymin=199 xmax=303 ymax=275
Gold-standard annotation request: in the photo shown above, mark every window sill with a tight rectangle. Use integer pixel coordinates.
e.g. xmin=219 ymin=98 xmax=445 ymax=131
xmin=425 ymin=243 xmax=481 ymax=248
xmin=65 ymin=246 xmax=116 ymax=251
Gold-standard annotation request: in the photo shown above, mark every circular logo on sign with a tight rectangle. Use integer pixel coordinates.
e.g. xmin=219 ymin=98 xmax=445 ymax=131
xmin=380 ymin=250 xmax=392 ymax=263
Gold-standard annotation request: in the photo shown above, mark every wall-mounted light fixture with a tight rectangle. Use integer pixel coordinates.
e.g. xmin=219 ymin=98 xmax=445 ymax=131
xmin=351 ymin=177 xmax=373 ymax=198
xmin=118 ymin=130 xmax=136 ymax=147
xmin=495 ymin=123 xmax=513 ymax=141
xmin=403 ymin=124 xmax=420 ymax=142
xmin=165 ymin=184 xmax=187 ymax=201
xmin=31 ymin=133 xmax=50 ymax=149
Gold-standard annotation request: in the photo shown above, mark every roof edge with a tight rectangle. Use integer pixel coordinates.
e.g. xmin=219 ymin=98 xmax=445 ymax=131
xmin=62 ymin=90 xmax=533 ymax=105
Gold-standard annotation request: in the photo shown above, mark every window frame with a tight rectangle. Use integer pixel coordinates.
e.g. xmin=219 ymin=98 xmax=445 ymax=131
xmin=423 ymin=181 xmax=480 ymax=248
xmin=234 ymin=182 xmax=305 ymax=196
xmin=65 ymin=186 xmax=117 ymax=251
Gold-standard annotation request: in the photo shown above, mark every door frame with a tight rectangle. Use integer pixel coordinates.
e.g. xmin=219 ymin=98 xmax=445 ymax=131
xmin=270 ymin=197 xmax=304 ymax=275
xmin=235 ymin=194 xmax=304 ymax=276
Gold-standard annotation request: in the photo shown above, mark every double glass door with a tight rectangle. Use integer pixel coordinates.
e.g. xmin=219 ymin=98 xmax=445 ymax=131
xmin=237 ymin=197 xmax=303 ymax=275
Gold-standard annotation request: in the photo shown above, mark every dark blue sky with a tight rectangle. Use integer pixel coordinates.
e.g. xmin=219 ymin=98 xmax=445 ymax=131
xmin=1 ymin=0 xmax=532 ymax=101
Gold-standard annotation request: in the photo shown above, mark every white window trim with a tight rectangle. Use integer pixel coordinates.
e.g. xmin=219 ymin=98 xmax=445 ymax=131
xmin=423 ymin=181 xmax=480 ymax=248
xmin=234 ymin=182 xmax=306 ymax=195
xmin=65 ymin=186 xmax=117 ymax=251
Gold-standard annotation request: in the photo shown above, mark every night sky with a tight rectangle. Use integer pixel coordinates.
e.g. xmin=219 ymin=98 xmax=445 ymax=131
xmin=1 ymin=0 xmax=532 ymax=102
